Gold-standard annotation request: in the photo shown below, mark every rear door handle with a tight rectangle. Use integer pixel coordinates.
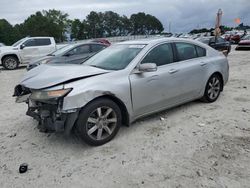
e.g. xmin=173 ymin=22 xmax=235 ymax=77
xmin=168 ymin=69 xmax=179 ymax=74
xmin=200 ymin=62 xmax=207 ymax=66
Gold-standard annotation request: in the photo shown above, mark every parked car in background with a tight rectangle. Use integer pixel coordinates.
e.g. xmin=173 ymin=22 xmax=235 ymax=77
xmin=91 ymin=38 xmax=111 ymax=46
xmin=196 ymin=36 xmax=231 ymax=54
xmin=0 ymin=43 xmax=5 ymax=47
xmin=14 ymin=38 xmax=229 ymax=146
xmin=0 ymin=37 xmax=56 ymax=70
xmin=224 ymin=34 xmax=243 ymax=44
xmin=27 ymin=42 xmax=108 ymax=71
xmin=236 ymin=35 xmax=250 ymax=50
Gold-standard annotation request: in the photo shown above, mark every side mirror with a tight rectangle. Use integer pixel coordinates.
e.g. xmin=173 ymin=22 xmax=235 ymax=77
xmin=138 ymin=63 xmax=157 ymax=73
xmin=20 ymin=44 xmax=25 ymax=50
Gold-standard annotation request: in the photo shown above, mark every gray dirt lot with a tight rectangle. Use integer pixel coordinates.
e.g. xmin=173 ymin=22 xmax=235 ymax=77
xmin=0 ymin=47 xmax=250 ymax=188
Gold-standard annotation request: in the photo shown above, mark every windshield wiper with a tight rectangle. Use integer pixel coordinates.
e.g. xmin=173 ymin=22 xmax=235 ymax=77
xmin=89 ymin=65 xmax=117 ymax=71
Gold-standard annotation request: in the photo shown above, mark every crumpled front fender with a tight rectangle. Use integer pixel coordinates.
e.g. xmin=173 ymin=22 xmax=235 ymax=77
xmin=63 ymin=90 xmax=117 ymax=111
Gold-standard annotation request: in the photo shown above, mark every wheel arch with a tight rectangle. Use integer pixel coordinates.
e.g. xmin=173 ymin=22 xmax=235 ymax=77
xmin=1 ymin=54 xmax=20 ymax=64
xmin=80 ymin=94 xmax=130 ymax=127
xmin=209 ymin=72 xmax=224 ymax=91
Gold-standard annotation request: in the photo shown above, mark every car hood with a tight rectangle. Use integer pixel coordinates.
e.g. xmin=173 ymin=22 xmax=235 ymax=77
xmin=0 ymin=46 xmax=18 ymax=52
xmin=30 ymin=56 xmax=53 ymax=64
xmin=20 ymin=64 xmax=110 ymax=89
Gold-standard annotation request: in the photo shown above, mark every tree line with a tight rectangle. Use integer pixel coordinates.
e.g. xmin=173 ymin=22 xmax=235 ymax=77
xmin=0 ymin=10 xmax=164 ymax=45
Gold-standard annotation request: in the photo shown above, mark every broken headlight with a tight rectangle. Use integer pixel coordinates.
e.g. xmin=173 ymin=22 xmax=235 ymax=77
xmin=30 ymin=88 xmax=72 ymax=100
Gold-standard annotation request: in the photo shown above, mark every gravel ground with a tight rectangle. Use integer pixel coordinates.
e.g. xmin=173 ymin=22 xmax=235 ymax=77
xmin=0 ymin=47 xmax=250 ymax=188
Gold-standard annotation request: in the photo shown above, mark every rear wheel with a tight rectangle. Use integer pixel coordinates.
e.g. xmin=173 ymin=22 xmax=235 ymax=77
xmin=2 ymin=56 xmax=19 ymax=70
xmin=201 ymin=74 xmax=222 ymax=103
xmin=75 ymin=98 xmax=121 ymax=146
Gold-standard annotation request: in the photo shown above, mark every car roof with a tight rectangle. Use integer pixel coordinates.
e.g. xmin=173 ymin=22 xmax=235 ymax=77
xmin=81 ymin=42 xmax=108 ymax=46
xmin=27 ymin=37 xmax=54 ymax=39
xmin=196 ymin=36 xmax=214 ymax=40
xmin=117 ymin=37 xmax=206 ymax=46
xmin=118 ymin=37 xmax=169 ymax=45
xmin=200 ymin=36 xmax=213 ymax=39
xmin=63 ymin=42 xmax=108 ymax=48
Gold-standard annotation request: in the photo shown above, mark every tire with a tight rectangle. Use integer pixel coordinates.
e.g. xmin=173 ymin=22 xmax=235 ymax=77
xmin=2 ymin=56 xmax=19 ymax=70
xmin=201 ymin=74 xmax=222 ymax=103
xmin=75 ymin=98 xmax=122 ymax=146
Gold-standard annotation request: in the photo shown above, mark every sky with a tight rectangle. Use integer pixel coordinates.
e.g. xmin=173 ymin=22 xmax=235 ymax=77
xmin=1 ymin=0 xmax=250 ymax=33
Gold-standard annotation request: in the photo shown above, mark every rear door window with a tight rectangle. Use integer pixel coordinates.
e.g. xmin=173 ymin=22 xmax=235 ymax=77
xmin=217 ymin=37 xmax=225 ymax=43
xmin=76 ymin=45 xmax=90 ymax=54
xmin=175 ymin=42 xmax=198 ymax=61
xmin=141 ymin=43 xmax=174 ymax=66
xmin=35 ymin=39 xmax=51 ymax=46
xmin=91 ymin=44 xmax=106 ymax=52
xmin=195 ymin=46 xmax=206 ymax=57
xmin=67 ymin=45 xmax=90 ymax=55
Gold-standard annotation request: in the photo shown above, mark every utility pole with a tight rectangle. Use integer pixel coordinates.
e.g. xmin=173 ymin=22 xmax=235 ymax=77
xmin=169 ymin=21 xmax=171 ymax=33
xmin=215 ymin=9 xmax=223 ymax=37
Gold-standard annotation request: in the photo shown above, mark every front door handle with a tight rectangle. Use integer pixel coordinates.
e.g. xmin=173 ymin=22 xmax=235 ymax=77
xmin=200 ymin=62 xmax=207 ymax=66
xmin=168 ymin=69 xmax=179 ymax=74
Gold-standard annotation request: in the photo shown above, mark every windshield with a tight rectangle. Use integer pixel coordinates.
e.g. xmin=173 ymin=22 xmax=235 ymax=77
xmin=84 ymin=44 xmax=145 ymax=70
xmin=51 ymin=44 xmax=74 ymax=56
xmin=12 ymin=38 xmax=26 ymax=47
xmin=197 ymin=38 xmax=210 ymax=44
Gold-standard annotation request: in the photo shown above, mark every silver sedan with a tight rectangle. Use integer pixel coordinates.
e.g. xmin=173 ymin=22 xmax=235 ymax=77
xmin=14 ymin=37 xmax=229 ymax=146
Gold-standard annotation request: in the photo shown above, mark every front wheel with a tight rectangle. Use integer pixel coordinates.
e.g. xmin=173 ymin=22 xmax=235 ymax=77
xmin=201 ymin=74 xmax=222 ymax=103
xmin=75 ymin=98 xmax=122 ymax=146
xmin=2 ymin=56 xmax=19 ymax=70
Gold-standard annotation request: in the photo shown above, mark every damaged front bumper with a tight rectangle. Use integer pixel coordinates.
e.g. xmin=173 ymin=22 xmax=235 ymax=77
xmin=26 ymin=101 xmax=79 ymax=134
xmin=14 ymin=85 xmax=79 ymax=134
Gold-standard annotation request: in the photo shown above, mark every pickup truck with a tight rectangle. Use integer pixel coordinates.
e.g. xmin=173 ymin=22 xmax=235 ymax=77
xmin=0 ymin=37 xmax=56 ymax=70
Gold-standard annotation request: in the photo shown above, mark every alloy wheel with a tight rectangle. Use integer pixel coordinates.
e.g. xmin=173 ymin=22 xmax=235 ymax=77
xmin=4 ymin=58 xmax=18 ymax=69
xmin=207 ymin=77 xmax=220 ymax=100
xmin=86 ymin=106 xmax=117 ymax=141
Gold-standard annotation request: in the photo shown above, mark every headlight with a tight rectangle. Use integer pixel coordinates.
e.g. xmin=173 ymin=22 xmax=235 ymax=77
xmin=30 ymin=88 xmax=72 ymax=100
